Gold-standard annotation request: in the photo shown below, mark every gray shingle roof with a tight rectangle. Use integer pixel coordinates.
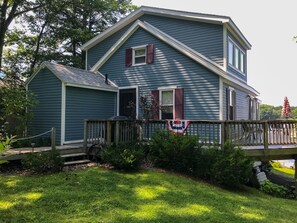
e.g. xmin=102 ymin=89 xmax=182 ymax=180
xmin=43 ymin=61 xmax=118 ymax=91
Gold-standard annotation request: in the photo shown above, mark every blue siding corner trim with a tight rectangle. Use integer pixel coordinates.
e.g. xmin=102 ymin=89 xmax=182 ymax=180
xmin=100 ymin=28 xmax=220 ymax=120
xmin=28 ymin=68 xmax=62 ymax=144
xmin=65 ymin=87 xmax=117 ymax=142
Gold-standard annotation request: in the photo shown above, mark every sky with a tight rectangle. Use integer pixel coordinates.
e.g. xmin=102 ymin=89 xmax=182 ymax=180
xmin=132 ymin=0 xmax=297 ymax=106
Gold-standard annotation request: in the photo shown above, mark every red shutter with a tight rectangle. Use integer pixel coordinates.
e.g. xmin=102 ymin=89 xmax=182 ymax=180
xmin=175 ymin=88 xmax=184 ymax=119
xmin=146 ymin=44 xmax=154 ymax=64
xmin=151 ymin=90 xmax=159 ymax=120
xmin=125 ymin=48 xmax=132 ymax=67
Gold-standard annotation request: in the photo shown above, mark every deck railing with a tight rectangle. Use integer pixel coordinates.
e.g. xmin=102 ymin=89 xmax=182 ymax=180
xmin=83 ymin=119 xmax=297 ymax=151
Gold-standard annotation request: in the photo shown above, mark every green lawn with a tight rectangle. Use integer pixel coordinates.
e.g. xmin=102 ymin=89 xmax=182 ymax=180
xmin=0 ymin=167 xmax=297 ymax=223
xmin=273 ymin=167 xmax=295 ymax=179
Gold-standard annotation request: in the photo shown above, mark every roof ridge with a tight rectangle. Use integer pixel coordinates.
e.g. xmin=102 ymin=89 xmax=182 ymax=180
xmin=45 ymin=61 xmax=97 ymax=75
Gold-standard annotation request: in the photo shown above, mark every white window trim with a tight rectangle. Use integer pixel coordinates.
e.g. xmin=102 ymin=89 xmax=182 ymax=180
xmin=159 ymin=87 xmax=176 ymax=120
xmin=132 ymin=45 xmax=147 ymax=66
xmin=117 ymin=86 xmax=139 ymax=119
xmin=227 ymin=37 xmax=246 ymax=76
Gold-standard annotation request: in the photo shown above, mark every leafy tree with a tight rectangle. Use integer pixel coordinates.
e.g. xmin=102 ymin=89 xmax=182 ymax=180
xmin=2 ymin=0 xmax=136 ymax=77
xmin=0 ymin=0 xmax=45 ymax=69
xmin=281 ymin=96 xmax=291 ymax=119
xmin=0 ymin=77 xmax=36 ymax=136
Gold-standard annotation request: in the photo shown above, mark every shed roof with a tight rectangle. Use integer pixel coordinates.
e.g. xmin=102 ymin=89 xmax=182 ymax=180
xmin=27 ymin=62 xmax=118 ymax=92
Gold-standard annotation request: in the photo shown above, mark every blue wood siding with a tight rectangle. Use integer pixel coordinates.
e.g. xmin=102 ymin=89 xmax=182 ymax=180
xmin=87 ymin=25 xmax=131 ymax=69
xmin=139 ymin=15 xmax=224 ymax=66
xmin=223 ymin=83 xmax=249 ymax=120
xmin=87 ymin=15 xmax=224 ymax=70
xmin=65 ymin=87 xmax=116 ymax=141
xmin=28 ymin=68 xmax=62 ymax=144
xmin=227 ymin=31 xmax=247 ymax=82
xmin=100 ymin=28 xmax=220 ymax=120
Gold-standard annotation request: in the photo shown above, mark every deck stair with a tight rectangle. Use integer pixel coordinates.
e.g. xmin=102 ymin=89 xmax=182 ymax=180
xmin=61 ymin=152 xmax=90 ymax=166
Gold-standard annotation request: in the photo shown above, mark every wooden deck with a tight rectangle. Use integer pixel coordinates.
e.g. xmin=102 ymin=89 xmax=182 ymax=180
xmin=1 ymin=144 xmax=83 ymax=161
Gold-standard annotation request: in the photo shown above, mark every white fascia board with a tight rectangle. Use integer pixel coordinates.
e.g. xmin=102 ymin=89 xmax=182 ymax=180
xmin=90 ymin=20 xmax=143 ymax=72
xmin=91 ymin=19 xmax=227 ymax=78
xmin=142 ymin=21 xmax=227 ymax=76
xmin=25 ymin=62 xmax=65 ymax=87
xmin=81 ymin=6 xmax=249 ymax=51
xmin=223 ymin=76 xmax=259 ymax=96
xmin=225 ymin=22 xmax=252 ymax=50
xmin=81 ymin=8 xmax=145 ymax=51
xmin=65 ymin=83 xmax=118 ymax=92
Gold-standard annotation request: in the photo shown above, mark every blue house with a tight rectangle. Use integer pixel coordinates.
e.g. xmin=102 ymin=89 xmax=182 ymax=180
xmin=27 ymin=6 xmax=260 ymax=145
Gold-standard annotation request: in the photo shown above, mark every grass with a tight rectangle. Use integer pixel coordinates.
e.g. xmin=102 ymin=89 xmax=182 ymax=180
xmin=0 ymin=167 xmax=297 ymax=223
xmin=272 ymin=167 xmax=295 ymax=179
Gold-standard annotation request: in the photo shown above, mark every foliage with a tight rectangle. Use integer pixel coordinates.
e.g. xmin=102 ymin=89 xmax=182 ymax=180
xmin=2 ymin=0 xmax=136 ymax=77
xmin=101 ymin=142 xmax=145 ymax=171
xmin=149 ymin=130 xmax=253 ymax=188
xmin=150 ymin=129 xmax=199 ymax=174
xmin=281 ymin=96 xmax=292 ymax=119
xmin=0 ymin=78 xmax=36 ymax=136
xmin=197 ymin=142 xmax=253 ymax=188
xmin=260 ymin=180 xmax=296 ymax=199
xmin=1 ymin=168 xmax=297 ymax=222
xmin=0 ymin=134 xmax=16 ymax=164
xmin=21 ymin=149 xmax=64 ymax=173
xmin=260 ymin=103 xmax=297 ymax=120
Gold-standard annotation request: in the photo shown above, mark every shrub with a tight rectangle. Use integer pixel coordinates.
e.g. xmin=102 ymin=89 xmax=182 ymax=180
xmin=150 ymin=130 xmax=200 ymax=174
xmin=101 ymin=142 xmax=145 ymax=171
xmin=22 ymin=149 xmax=64 ymax=173
xmin=199 ymin=142 xmax=253 ymax=188
xmin=260 ymin=180 xmax=296 ymax=199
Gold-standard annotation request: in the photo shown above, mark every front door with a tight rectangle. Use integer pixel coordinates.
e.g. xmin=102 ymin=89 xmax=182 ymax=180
xmin=119 ymin=88 xmax=136 ymax=119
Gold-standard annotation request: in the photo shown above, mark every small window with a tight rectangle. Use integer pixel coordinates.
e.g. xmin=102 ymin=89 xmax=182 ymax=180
xmin=234 ymin=48 xmax=239 ymax=69
xmin=161 ymin=90 xmax=174 ymax=119
xmin=133 ymin=47 xmax=146 ymax=65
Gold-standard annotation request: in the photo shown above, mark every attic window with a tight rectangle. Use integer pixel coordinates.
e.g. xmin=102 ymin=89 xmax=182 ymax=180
xmin=125 ymin=44 xmax=154 ymax=67
xmin=133 ymin=47 xmax=146 ymax=65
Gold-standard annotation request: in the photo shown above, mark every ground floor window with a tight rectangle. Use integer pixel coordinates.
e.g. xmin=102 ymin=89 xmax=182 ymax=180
xmin=160 ymin=90 xmax=174 ymax=119
xmin=226 ymin=87 xmax=236 ymax=120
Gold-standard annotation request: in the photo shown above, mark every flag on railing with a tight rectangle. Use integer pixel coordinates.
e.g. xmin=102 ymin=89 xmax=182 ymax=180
xmin=166 ymin=120 xmax=190 ymax=134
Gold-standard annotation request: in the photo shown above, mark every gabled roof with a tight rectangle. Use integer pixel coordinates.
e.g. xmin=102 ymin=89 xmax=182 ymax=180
xmin=81 ymin=6 xmax=252 ymax=51
xmin=26 ymin=62 xmax=118 ymax=92
xmin=90 ymin=20 xmax=258 ymax=95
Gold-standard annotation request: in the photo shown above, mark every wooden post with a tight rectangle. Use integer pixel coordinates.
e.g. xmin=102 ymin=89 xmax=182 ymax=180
xmin=106 ymin=121 xmax=112 ymax=146
xmin=263 ymin=122 xmax=269 ymax=155
xmin=83 ymin=120 xmax=88 ymax=152
xmin=220 ymin=122 xmax=225 ymax=149
xmin=51 ymin=127 xmax=56 ymax=150
xmin=115 ymin=120 xmax=120 ymax=145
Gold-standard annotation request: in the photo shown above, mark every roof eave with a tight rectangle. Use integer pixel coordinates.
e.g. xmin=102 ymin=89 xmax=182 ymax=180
xmin=81 ymin=6 xmax=250 ymax=51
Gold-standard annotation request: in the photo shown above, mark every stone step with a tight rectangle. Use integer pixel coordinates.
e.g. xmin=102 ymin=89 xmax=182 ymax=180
xmin=64 ymin=159 xmax=90 ymax=166
xmin=61 ymin=153 xmax=86 ymax=158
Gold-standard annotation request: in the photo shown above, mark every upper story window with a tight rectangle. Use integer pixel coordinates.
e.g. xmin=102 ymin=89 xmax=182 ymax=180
xmin=133 ymin=47 xmax=146 ymax=65
xmin=228 ymin=38 xmax=246 ymax=74
xmin=125 ymin=44 xmax=154 ymax=67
